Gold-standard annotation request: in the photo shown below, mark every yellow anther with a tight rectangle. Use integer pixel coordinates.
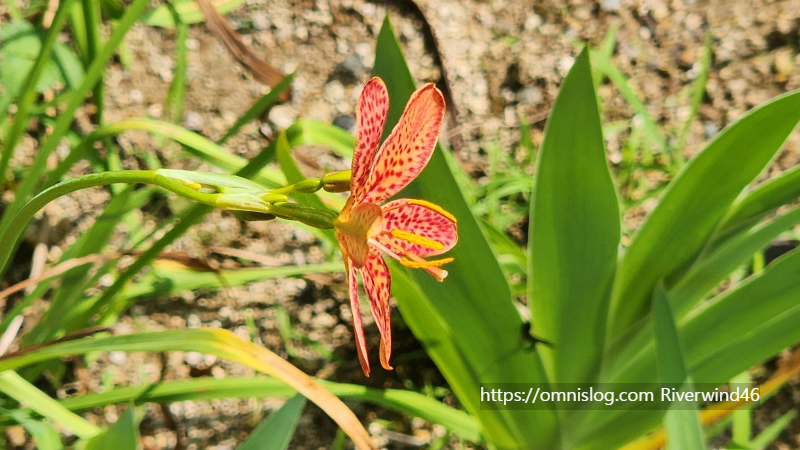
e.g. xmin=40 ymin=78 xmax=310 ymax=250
xmin=391 ymin=229 xmax=444 ymax=250
xmin=399 ymin=257 xmax=454 ymax=269
xmin=408 ymin=199 xmax=457 ymax=223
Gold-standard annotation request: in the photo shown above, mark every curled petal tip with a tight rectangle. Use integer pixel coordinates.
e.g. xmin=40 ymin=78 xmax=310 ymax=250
xmin=379 ymin=339 xmax=393 ymax=370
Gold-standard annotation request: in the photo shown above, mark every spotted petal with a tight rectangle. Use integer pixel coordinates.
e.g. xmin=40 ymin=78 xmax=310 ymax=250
xmin=363 ymin=84 xmax=445 ymax=204
xmin=347 ymin=258 xmax=370 ymax=377
xmin=351 ymin=78 xmax=389 ymax=203
xmin=381 ymin=199 xmax=458 ymax=257
xmin=360 ymin=248 xmax=392 ymax=370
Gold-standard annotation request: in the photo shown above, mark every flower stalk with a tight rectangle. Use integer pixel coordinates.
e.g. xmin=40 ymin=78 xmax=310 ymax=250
xmin=0 ymin=168 xmax=348 ymax=278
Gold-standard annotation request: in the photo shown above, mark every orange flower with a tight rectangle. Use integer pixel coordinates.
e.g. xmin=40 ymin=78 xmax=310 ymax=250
xmin=335 ymin=77 xmax=458 ymax=376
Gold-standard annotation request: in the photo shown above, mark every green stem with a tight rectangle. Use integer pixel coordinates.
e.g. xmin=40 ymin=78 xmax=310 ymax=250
xmin=0 ymin=171 xmax=153 ymax=277
xmin=81 ymin=0 xmax=104 ymax=123
xmin=0 ymin=170 xmax=242 ymax=278
xmin=92 ymin=143 xmax=278 ymax=324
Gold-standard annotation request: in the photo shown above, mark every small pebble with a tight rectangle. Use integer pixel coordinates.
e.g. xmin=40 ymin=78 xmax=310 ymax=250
xmin=332 ymin=114 xmax=356 ymax=133
xmin=332 ymin=55 xmax=366 ymax=85
xmin=268 ymin=104 xmax=297 ymax=130
xmin=600 ymin=0 xmax=622 ymax=12
xmin=704 ymin=121 xmax=719 ymax=139
xmin=184 ymin=111 xmax=204 ymax=131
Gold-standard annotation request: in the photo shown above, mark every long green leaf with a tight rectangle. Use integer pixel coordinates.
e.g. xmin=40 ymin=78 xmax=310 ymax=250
xmin=57 ymin=376 xmax=481 ymax=442
xmin=529 ymin=47 xmax=619 ymax=384
xmin=652 ymin=286 xmax=705 ymax=450
xmin=716 ymin=163 xmax=800 ymax=240
xmin=609 ymin=90 xmax=800 ymax=338
xmin=669 ymin=203 xmax=800 ymax=316
xmin=684 ymin=247 xmax=800 ymax=384
xmin=0 ymin=370 xmax=101 ymax=438
xmin=578 ymin=246 xmax=800 ymax=449
xmin=124 ymin=261 xmax=341 ymax=299
xmin=749 ymin=409 xmax=796 ymax=450
xmin=373 ymin=16 xmax=557 ymax=449
xmin=0 ymin=329 xmax=374 ymax=450
xmin=238 ymin=394 xmax=305 ymax=450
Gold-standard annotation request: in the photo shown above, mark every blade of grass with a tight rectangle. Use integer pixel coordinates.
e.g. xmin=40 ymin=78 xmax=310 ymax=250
xmin=0 ymin=0 xmax=76 ymax=184
xmin=675 ymin=31 xmax=712 ymax=156
xmin=218 ymin=73 xmax=294 ymax=144
xmin=238 ymin=394 xmax=305 ymax=450
xmin=164 ymin=9 xmax=188 ymax=124
xmin=285 ymin=119 xmax=355 ymax=158
xmin=81 ymin=0 xmax=104 ymax=123
xmin=124 ymin=260 xmax=342 ymax=299
xmin=0 ymin=370 xmax=101 ymax=438
xmin=0 ymin=329 xmax=375 ymax=450
xmin=730 ymin=372 xmax=751 ymax=447
xmin=7 ymin=409 xmax=64 ymax=450
xmin=0 ymin=0 xmax=153 ymax=280
xmin=56 ymin=376 xmax=481 ymax=442
xmin=591 ymin=49 xmax=666 ymax=154
xmin=749 ymin=409 xmax=796 ymax=450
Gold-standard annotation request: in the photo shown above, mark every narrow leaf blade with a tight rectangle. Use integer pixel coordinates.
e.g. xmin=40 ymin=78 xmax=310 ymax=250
xmin=237 ymin=394 xmax=305 ymax=450
xmin=610 ymin=90 xmax=800 ymax=337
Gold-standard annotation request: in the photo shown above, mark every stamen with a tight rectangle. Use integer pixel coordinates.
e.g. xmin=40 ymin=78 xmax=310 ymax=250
xmin=374 ymin=235 xmax=452 ymax=281
xmin=399 ymin=257 xmax=454 ymax=269
xmin=390 ymin=229 xmax=444 ymax=250
xmin=408 ymin=199 xmax=457 ymax=223
xmin=369 ymin=237 xmax=403 ymax=262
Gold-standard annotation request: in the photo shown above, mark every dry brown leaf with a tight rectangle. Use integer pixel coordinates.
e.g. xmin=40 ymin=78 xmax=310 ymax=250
xmin=195 ymin=0 xmax=289 ymax=99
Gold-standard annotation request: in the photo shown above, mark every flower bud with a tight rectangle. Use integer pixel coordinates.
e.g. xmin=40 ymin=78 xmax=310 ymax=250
xmin=269 ymin=202 xmax=337 ymax=229
xmin=322 ymin=170 xmax=351 ymax=193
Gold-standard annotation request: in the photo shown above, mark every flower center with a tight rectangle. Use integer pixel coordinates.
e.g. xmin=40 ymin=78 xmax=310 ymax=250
xmin=334 ymin=202 xmax=382 ymax=268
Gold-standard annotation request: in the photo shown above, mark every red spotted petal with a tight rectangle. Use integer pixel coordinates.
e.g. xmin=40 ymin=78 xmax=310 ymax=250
xmin=352 ymin=78 xmax=389 ymax=202
xmin=381 ymin=199 xmax=458 ymax=257
xmin=363 ymin=84 xmax=445 ymax=204
xmin=346 ymin=258 xmax=371 ymax=377
xmin=361 ymin=248 xmax=392 ymax=370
